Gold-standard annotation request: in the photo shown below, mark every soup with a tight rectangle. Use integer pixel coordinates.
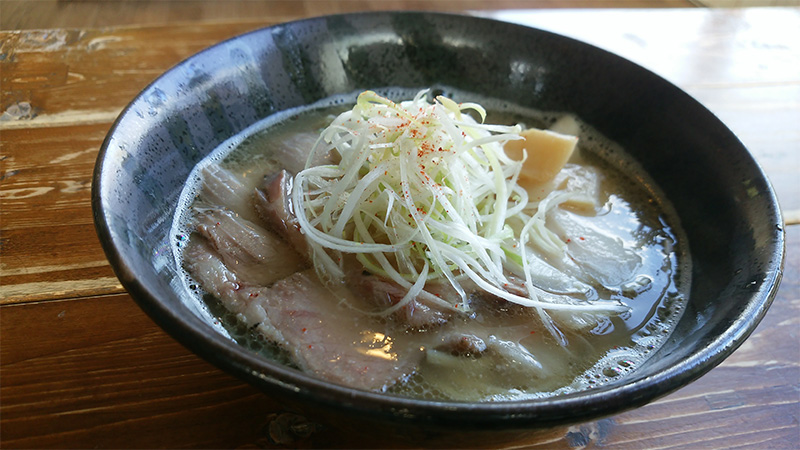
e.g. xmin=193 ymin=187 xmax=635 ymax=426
xmin=172 ymin=88 xmax=690 ymax=401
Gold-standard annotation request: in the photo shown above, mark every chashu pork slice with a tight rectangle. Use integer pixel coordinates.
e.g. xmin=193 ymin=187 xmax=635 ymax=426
xmin=253 ymin=170 xmax=310 ymax=260
xmin=194 ymin=207 xmax=307 ymax=286
xmin=199 ymin=164 xmax=261 ymax=224
xmin=184 ymin=238 xmax=422 ymax=391
xmin=344 ymin=270 xmax=458 ymax=330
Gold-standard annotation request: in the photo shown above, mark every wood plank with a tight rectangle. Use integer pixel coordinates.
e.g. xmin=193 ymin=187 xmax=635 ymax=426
xmin=1 ymin=0 xmax=698 ymax=31
xmin=1 ymin=226 xmax=797 ymax=449
xmin=1 ymin=124 xmax=107 ymax=231
xmin=0 ymin=23 xmax=272 ymax=125
xmin=0 ymin=123 xmax=123 ymax=303
xmin=0 ymin=295 xmax=283 ymax=449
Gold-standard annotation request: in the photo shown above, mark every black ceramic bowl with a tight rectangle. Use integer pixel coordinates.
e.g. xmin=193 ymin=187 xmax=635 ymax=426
xmin=92 ymin=11 xmax=784 ymax=435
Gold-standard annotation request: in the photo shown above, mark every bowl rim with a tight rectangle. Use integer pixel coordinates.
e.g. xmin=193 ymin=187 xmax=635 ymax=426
xmin=91 ymin=10 xmax=786 ymax=428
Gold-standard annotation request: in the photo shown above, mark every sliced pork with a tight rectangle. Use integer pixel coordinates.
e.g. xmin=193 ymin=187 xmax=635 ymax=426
xmin=199 ymin=164 xmax=261 ymax=223
xmin=194 ymin=207 xmax=307 ymax=286
xmin=422 ymin=333 xmax=551 ymax=400
xmin=254 ymin=170 xmax=310 ymax=259
xmin=184 ymin=238 xmax=422 ymax=391
xmin=345 ymin=271 xmax=456 ymax=329
xmin=262 ymin=130 xmax=325 ymax=175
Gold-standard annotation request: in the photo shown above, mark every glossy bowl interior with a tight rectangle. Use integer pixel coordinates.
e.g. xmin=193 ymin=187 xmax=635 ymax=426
xmin=92 ymin=12 xmax=784 ymax=431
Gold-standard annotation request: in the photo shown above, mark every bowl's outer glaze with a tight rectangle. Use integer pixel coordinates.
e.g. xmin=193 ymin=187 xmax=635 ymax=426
xmin=92 ymin=12 xmax=784 ymax=430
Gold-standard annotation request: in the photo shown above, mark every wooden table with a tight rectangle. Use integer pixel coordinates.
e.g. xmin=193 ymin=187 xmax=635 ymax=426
xmin=1 ymin=6 xmax=798 ymax=449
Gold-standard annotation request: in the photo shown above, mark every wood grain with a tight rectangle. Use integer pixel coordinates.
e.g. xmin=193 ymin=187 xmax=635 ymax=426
xmin=0 ymin=295 xmax=282 ymax=449
xmin=0 ymin=123 xmax=121 ymax=303
xmin=1 ymin=6 xmax=798 ymax=449
xmin=1 ymin=0 xmax=698 ymax=30
xmin=0 ymin=23 xmax=269 ymax=123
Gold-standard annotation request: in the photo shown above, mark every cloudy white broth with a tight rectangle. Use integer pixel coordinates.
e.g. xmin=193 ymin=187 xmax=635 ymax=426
xmin=172 ymin=88 xmax=690 ymax=401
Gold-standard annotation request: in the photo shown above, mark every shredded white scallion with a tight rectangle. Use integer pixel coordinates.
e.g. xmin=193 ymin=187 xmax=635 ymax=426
xmin=293 ymin=90 xmax=628 ymax=316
